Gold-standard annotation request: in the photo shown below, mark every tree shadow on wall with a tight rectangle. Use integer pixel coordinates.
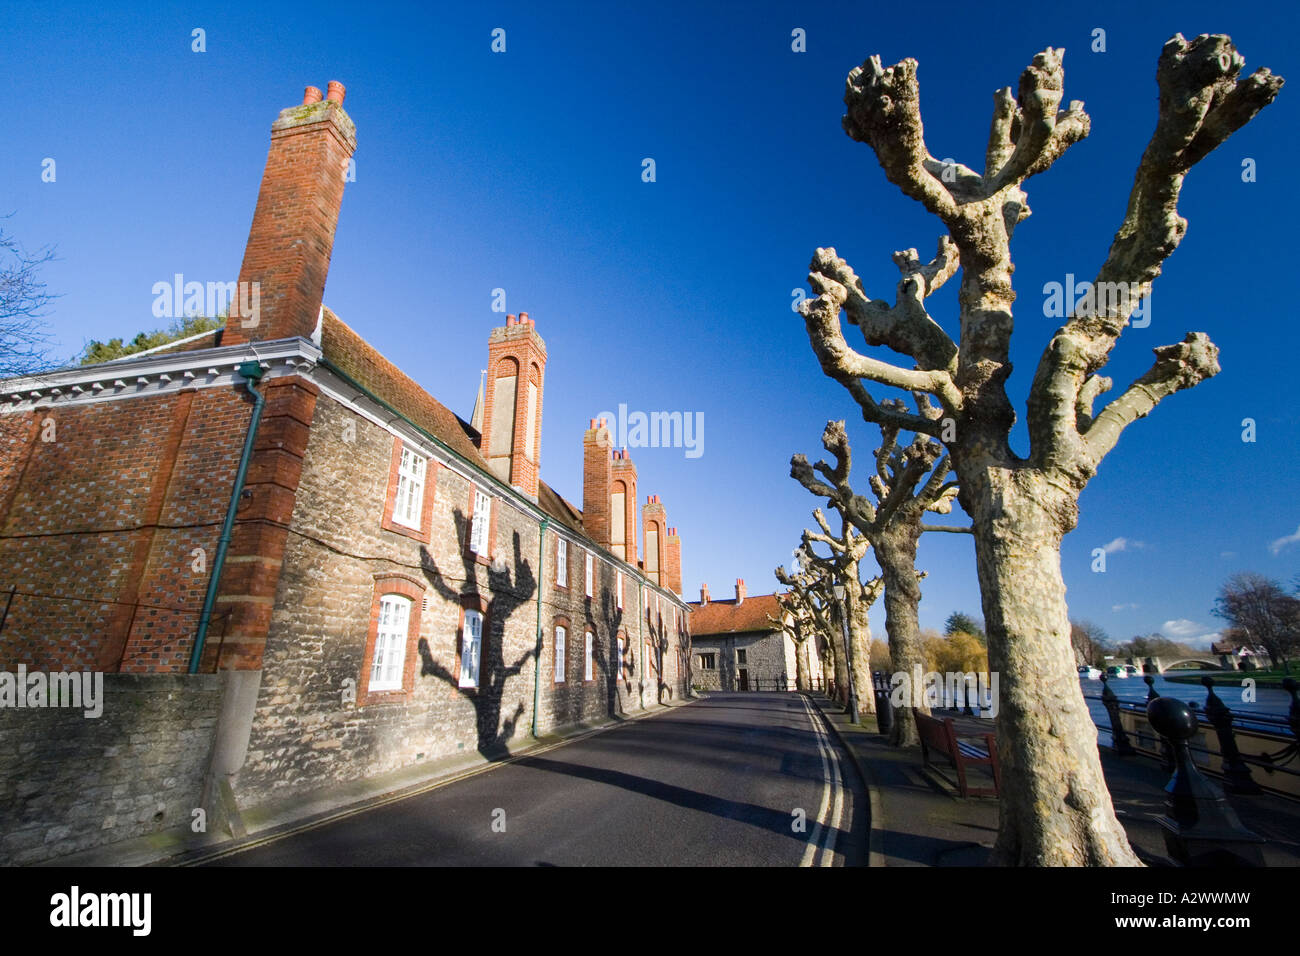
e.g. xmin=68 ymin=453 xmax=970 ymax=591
xmin=414 ymin=508 xmax=539 ymax=760
xmin=596 ymin=586 xmax=623 ymax=717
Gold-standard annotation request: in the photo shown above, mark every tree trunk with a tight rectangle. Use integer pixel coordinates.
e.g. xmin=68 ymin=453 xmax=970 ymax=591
xmin=794 ymin=636 xmax=810 ymax=691
xmin=876 ymin=531 xmax=927 ymax=747
xmin=827 ymin=618 xmax=849 ymax=706
xmin=969 ymin=470 xmax=1142 ymax=866
xmin=845 ymin=580 xmax=876 ymax=716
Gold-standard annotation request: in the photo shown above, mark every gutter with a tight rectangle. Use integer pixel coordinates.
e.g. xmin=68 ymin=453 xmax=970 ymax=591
xmin=190 ymin=361 xmax=266 ymax=674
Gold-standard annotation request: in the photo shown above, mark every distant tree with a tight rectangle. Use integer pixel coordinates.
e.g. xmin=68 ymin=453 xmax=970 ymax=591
xmin=1214 ymin=573 xmax=1300 ymax=669
xmin=927 ymin=631 xmax=989 ymax=674
xmin=80 ymin=313 xmax=222 ymax=365
xmin=0 ymin=222 xmax=58 ymax=376
xmin=944 ymin=611 xmax=985 ymax=642
xmin=1069 ymin=620 xmax=1110 ymax=668
xmin=1113 ymin=633 xmax=1197 ymax=662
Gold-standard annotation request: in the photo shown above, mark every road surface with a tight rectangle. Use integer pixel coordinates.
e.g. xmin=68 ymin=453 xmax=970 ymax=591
xmin=202 ymin=692 xmax=867 ymax=866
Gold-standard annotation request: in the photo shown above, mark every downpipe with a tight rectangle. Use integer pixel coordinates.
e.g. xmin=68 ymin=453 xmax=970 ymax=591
xmin=189 ymin=361 xmax=266 ymax=674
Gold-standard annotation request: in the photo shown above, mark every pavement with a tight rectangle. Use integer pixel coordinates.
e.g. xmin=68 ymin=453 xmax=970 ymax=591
xmin=808 ymin=694 xmax=1300 ymax=867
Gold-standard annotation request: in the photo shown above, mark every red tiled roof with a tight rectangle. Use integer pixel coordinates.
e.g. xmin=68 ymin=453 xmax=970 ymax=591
xmin=686 ymin=593 xmax=784 ymax=636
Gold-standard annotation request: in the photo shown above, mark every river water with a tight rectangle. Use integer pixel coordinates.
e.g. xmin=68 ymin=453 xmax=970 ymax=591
xmin=1080 ymin=670 xmax=1295 ymax=742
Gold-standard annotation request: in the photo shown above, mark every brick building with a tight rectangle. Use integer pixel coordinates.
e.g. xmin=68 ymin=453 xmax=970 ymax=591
xmin=687 ymin=579 xmax=808 ymax=692
xmin=0 ymin=81 xmax=691 ymax=862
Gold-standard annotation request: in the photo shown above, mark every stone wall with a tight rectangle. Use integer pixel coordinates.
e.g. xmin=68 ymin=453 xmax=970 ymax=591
xmin=690 ymin=630 xmax=792 ymax=691
xmin=0 ymin=673 xmax=222 ymax=864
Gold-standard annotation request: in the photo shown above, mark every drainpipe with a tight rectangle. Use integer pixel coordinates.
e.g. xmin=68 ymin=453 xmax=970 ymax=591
xmin=531 ymin=516 xmax=549 ymax=737
xmin=190 ymin=361 xmax=266 ymax=674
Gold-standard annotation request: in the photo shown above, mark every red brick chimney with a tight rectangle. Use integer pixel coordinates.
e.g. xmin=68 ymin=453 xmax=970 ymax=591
xmin=582 ymin=418 xmax=613 ymax=548
xmin=479 ymin=313 xmax=547 ymax=498
xmin=735 ymin=578 xmax=746 ymax=605
xmin=642 ymin=494 xmax=666 ymax=586
xmin=610 ymin=448 xmax=638 ymax=564
xmin=665 ymin=526 xmax=682 ymax=596
xmin=224 ymin=82 xmax=357 ymax=346
xmin=700 ymin=582 xmax=710 ymax=605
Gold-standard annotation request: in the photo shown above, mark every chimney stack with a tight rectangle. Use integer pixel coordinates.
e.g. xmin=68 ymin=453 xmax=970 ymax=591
xmin=582 ymin=418 xmax=613 ymax=549
xmin=642 ymin=494 xmax=667 ymax=586
xmin=479 ymin=314 xmax=547 ymax=499
xmin=225 ymin=81 xmax=357 ymax=346
xmin=610 ymin=448 xmax=638 ymax=564
xmin=700 ymin=583 xmax=710 ymax=605
xmin=665 ymin=526 xmax=682 ymax=596
xmin=735 ymin=578 xmax=746 ymax=605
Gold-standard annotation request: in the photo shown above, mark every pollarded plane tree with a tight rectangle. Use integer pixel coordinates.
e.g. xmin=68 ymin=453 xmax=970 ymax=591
xmin=791 ymin=414 xmax=971 ymax=746
xmin=798 ymin=508 xmax=885 ymax=718
xmin=797 ymin=35 xmax=1282 ymax=866
xmin=774 ymin=553 xmax=851 ymax=704
xmin=769 ymin=591 xmax=816 ymax=691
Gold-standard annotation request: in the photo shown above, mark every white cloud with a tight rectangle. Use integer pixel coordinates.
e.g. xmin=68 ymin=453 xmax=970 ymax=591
xmin=1161 ymin=619 xmax=1202 ymax=638
xmin=1111 ymin=603 xmax=1138 ymax=612
xmin=1268 ymin=524 xmax=1300 ymax=556
xmin=1101 ymin=537 xmax=1145 ymax=555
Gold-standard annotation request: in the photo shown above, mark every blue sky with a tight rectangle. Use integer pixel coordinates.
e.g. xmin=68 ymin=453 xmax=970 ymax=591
xmin=5 ymin=0 xmax=1298 ymax=647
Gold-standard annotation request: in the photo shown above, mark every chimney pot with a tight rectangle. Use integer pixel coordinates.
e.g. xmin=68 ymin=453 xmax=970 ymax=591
xmin=701 ymin=583 xmax=710 ymax=605
xmin=303 ymin=86 xmax=323 ymax=105
xmin=735 ymin=579 xmax=746 ymax=604
xmin=507 ymin=314 xmax=516 ymax=326
xmin=519 ymin=311 xmax=529 ymax=324
xmin=326 ymin=80 xmax=346 ymax=104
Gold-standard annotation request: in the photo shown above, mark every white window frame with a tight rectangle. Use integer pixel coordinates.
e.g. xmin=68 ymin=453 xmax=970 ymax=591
xmin=556 ymin=537 xmax=568 ymax=588
xmin=584 ymin=631 xmax=594 ymax=681
xmin=392 ymin=446 xmax=427 ymax=530
xmin=469 ymin=488 xmax=492 ymax=555
xmin=617 ymin=636 xmax=625 ymax=681
xmin=554 ymin=625 xmax=567 ymax=683
xmin=459 ymin=609 xmax=483 ymax=689
xmin=370 ymin=594 xmax=412 ymax=691
xmin=585 ymin=552 xmax=593 ymax=597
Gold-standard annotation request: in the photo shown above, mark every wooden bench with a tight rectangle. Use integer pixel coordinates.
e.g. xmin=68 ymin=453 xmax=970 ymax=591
xmin=912 ymin=709 xmax=1001 ymax=798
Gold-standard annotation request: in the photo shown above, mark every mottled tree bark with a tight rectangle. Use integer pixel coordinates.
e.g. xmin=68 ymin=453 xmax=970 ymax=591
xmin=797 ymin=35 xmax=1282 ymax=865
xmin=875 ymin=530 xmax=927 ymax=746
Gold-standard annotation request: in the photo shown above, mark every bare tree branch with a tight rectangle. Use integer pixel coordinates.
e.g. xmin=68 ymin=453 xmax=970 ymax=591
xmin=1084 ymin=332 xmax=1220 ymax=462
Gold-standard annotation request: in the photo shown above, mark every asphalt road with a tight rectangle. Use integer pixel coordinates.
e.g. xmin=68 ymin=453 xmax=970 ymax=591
xmin=203 ymin=692 xmax=867 ymax=866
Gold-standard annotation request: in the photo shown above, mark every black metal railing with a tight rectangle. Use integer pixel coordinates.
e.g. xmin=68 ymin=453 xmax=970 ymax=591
xmin=1086 ymin=676 xmax=1300 ymax=795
